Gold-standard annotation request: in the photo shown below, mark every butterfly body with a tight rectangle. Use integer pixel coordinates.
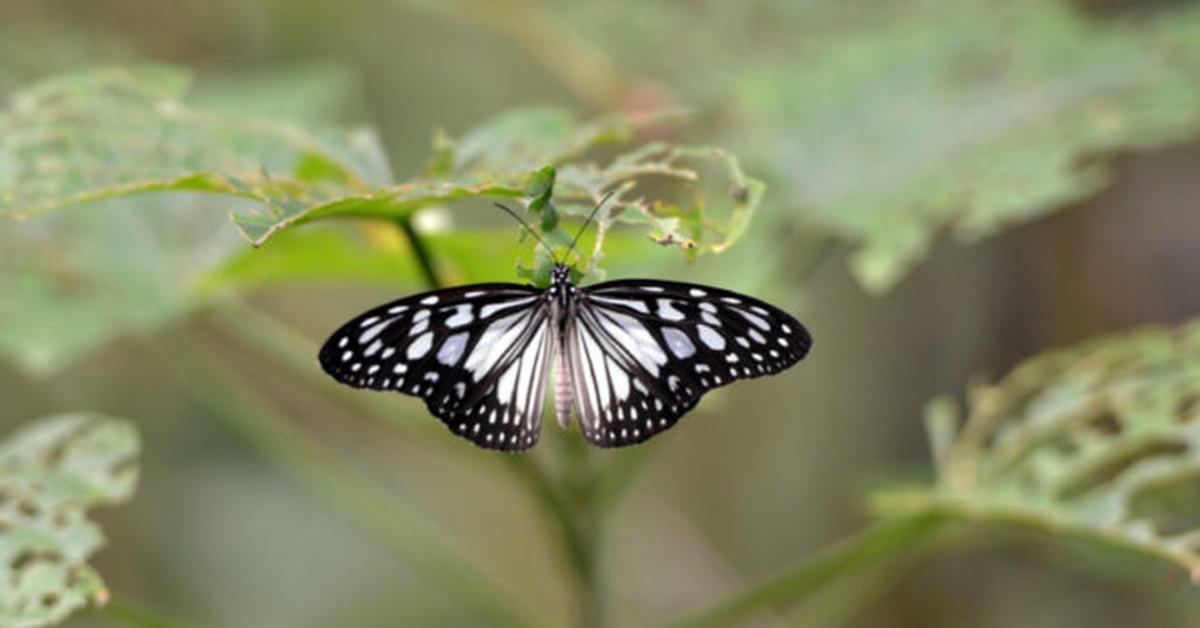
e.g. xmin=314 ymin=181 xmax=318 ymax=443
xmin=319 ymin=263 xmax=812 ymax=452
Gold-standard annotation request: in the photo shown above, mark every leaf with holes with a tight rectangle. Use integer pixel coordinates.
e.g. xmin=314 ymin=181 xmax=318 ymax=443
xmin=0 ymin=414 xmax=140 ymax=627
xmin=878 ymin=318 xmax=1200 ymax=578
xmin=0 ymin=65 xmax=368 ymax=375
xmin=0 ymin=66 xmax=390 ymax=221
xmin=243 ymin=106 xmax=763 ymax=269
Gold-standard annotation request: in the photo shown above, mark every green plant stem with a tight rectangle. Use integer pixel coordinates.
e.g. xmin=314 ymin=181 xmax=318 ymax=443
xmin=397 ymin=216 xmax=444 ymax=290
xmin=147 ymin=333 xmax=547 ymax=628
xmin=99 ymin=599 xmax=196 ymax=628
xmin=664 ymin=511 xmax=947 ymax=628
xmin=504 ymin=439 xmax=609 ymax=628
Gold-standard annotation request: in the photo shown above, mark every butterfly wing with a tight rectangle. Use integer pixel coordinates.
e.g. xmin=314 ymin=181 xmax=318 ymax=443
xmin=567 ymin=279 xmax=812 ymax=447
xmin=318 ymin=284 xmax=552 ymax=451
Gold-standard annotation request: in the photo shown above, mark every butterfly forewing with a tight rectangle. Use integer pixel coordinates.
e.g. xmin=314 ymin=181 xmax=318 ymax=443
xmin=318 ymin=283 xmax=550 ymax=451
xmin=569 ymin=279 xmax=812 ymax=447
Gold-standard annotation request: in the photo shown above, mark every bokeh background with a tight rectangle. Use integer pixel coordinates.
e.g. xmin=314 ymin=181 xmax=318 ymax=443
xmin=3 ymin=0 xmax=1200 ymax=626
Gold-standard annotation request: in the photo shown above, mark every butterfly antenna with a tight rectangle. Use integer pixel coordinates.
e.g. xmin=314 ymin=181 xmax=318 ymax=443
xmin=566 ymin=190 xmax=616 ymax=261
xmin=493 ymin=202 xmax=560 ymax=263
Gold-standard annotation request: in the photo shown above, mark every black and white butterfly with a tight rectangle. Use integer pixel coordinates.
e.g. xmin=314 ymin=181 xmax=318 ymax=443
xmin=319 ymin=202 xmax=812 ymax=452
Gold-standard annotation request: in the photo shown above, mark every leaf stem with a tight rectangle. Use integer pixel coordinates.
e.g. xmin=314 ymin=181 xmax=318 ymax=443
xmin=663 ymin=511 xmax=947 ymax=628
xmin=396 ymin=216 xmax=444 ymax=290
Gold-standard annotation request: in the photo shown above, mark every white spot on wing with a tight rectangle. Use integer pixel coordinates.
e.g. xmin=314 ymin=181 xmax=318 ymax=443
xmin=497 ymin=364 xmax=518 ymax=404
xmin=407 ymin=332 xmax=433 ymax=359
xmin=445 ymin=304 xmax=474 ymax=327
xmin=421 ymin=295 xmax=439 ymax=305
xmin=662 ymin=327 xmax=696 ymax=359
xmin=591 ymin=296 xmax=649 ymax=314
xmin=480 ymin=296 xmax=537 ymax=319
xmin=437 ymin=332 xmax=469 ymax=366
xmin=359 ymin=317 xmax=394 ymax=343
xmin=656 ymin=299 xmax=685 ymax=321
xmin=736 ymin=309 xmax=771 ymax=330
xmin=608 ymin=356 xmax=630 ymax=400
xmin=697 ymin=324 xmax=726 ymax=350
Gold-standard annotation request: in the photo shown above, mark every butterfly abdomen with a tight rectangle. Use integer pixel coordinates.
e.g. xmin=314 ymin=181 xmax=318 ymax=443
xmin=553 ymin=344 xmax=574 ymax=429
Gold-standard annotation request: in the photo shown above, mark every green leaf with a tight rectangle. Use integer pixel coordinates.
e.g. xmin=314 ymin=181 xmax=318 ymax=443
xmin=734 ymin=0 xmax=1200 ymax=292
xmin=0 ymin=414 xmax=140 ymax=628
xmin=524 ymin=165 xmax=556 ymax=205
xmin=879 ymin=317 xmax=1200 ymax=579
xmin=232 ymin=105 xmax=763 ymax=275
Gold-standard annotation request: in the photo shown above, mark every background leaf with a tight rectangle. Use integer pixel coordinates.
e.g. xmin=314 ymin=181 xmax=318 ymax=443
xmin=879 ymin=317 xmax=1200 ymax=577
xmin=0 ymin=414 xmax=140 ymax=628
xmin=744 ymin=1 xmax=1200 ymax=291
xmin=558 ymin=0 xmax=1200 ymax=292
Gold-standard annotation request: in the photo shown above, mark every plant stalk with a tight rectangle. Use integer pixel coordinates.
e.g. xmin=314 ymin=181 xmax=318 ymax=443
xmin=397 ymin=215 xmax=444 ymax=290
xmin=663 ymin=511 xmax=947 ymax=628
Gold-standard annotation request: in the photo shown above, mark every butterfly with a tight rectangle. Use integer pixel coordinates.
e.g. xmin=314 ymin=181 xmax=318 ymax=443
xmin=318 ymin=198 xmax=812 ymax=452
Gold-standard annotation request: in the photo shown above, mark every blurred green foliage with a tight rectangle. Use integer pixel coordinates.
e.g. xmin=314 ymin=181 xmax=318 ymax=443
xmin=560 ymin=0 xmax=1200 ymax=291
xmin=1 ymin=0 xmax=1200 ymax=627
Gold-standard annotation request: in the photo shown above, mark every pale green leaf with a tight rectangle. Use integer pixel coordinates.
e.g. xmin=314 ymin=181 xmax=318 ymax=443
xmin=0 ymin=414 xmax=140 ymax=628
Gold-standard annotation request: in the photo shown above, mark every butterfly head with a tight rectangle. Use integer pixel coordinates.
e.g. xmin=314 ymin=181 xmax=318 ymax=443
xmin=550 ymin=264 xmax=572 ymax=286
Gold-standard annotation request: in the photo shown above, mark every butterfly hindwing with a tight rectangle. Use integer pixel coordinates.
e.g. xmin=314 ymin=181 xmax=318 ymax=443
xmin=318 ymin=283 xmax=550 ymax=451
xmin=569 ymin=279 xmax=812 ymax=447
